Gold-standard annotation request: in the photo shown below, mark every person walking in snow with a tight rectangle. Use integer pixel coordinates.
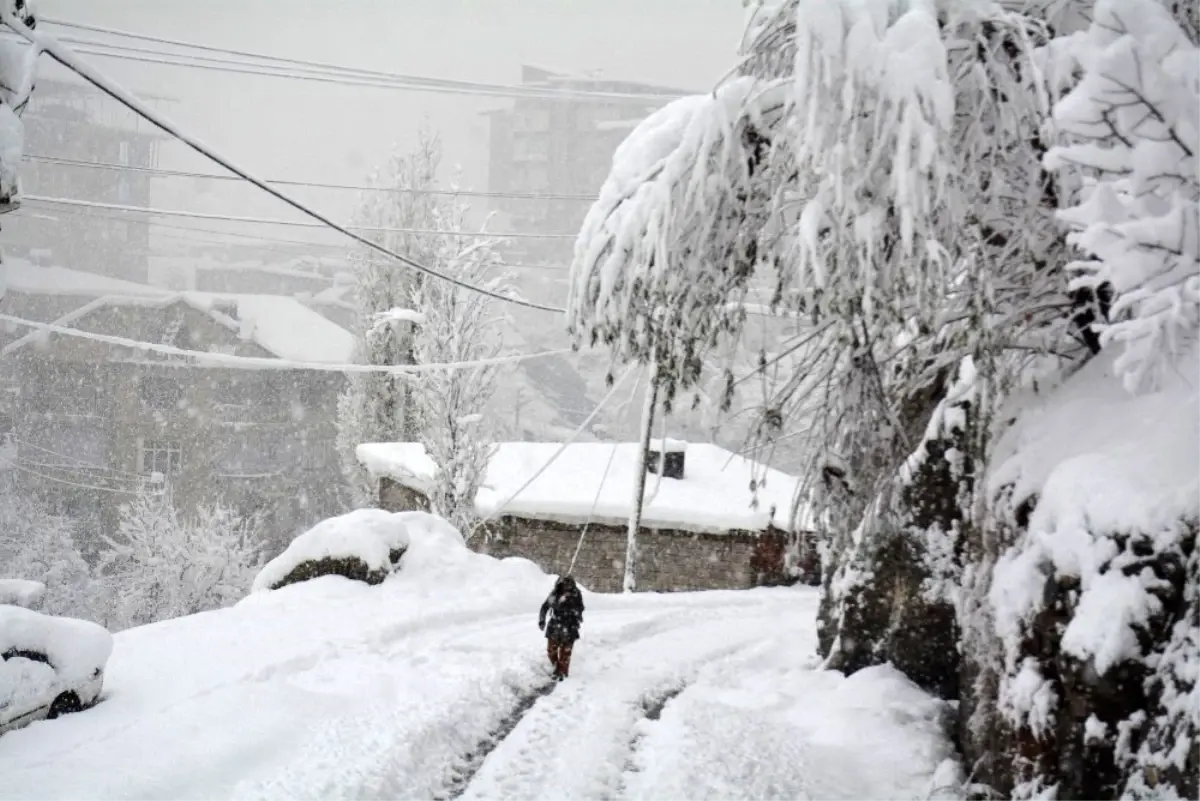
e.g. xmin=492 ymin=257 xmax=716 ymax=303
xmin=538 ymin=576 xmax=584 ymax=681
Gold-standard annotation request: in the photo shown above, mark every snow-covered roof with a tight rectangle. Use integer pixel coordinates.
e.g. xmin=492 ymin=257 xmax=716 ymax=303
xmin=2 ymin=257 xmax=167 ymax=298
xmin=3 ymin=288 xmax=356 ymax=364
xmin=357 ymin=441 xmax=806 ymax=534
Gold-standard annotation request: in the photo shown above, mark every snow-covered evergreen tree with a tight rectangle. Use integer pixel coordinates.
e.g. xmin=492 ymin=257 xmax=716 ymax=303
xmin=337 ymin=128 xmax=442 ymax=507
xmin=100 ymin=485 xmax=263 ymax=630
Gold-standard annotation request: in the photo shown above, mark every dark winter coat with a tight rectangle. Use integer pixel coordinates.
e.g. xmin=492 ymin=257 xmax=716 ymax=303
xmin=539 ymin=578 xmax=584 ymax=644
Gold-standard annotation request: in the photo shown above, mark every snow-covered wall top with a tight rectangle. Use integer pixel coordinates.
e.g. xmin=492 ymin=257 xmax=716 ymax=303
xmin=357 ymin=441 xmax=806 ymax=534
xmin=990 ymin=346 xmax=1198 ymax=678
xmin=988 ymin=347 xmax=1199 ymax=534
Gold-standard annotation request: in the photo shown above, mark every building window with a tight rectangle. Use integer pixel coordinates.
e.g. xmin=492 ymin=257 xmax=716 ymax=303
xmin=118 ymin=141 xmax=131 ymax=166
xmin=140 ymin=375 xmax=183 ymax=410
xmin=140 ymin=440 xmax=182 ymax=477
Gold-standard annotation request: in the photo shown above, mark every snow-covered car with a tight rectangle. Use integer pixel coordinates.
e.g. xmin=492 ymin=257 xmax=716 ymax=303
xmin=0 ymin=604 xmax=113 ymax=735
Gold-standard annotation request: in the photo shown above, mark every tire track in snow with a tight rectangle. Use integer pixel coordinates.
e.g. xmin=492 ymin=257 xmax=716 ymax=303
xmin=615 ymin=640 xmax=774 ymax=801
xmin=452 ymin=619 xmax=769 ymax=801
xmin=434 ymin=679 xmax=558 ymax=801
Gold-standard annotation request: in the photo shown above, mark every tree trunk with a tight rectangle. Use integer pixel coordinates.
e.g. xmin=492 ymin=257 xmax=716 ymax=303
xmin=624 ymin=362 xmax=658 ymax=593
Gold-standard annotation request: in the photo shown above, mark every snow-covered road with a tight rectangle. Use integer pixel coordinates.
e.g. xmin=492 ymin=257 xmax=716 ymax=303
xmin=0 ymin=544 xmax=958 ymax=800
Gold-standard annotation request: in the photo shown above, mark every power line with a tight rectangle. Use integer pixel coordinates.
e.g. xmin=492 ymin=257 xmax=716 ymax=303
xmin=14 ymin=438 xmax=146 ymax=479
xmin=0 ymin=309 xmax=572 ymax=374
xmin=25 ymin=154 xmax=600 ymax=202
xmin=1 ymin=14 xmax=567 ymax=314
xmin=40 ymin=17 xmax=688 ymax=103
xmin=0 ymin=455 xmax=142 ymax=495
xmin=464 ymin=363 xmax=638 ymax=543
xmin=22 ymin=195 xmax=579 ymax=240
xmin=16 ymin=203 xmax=575 ymax=273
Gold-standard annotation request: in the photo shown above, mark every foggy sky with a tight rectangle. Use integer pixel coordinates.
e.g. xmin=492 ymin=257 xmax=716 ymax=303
xmin=34 ymin=1 xmax=746 ymax=225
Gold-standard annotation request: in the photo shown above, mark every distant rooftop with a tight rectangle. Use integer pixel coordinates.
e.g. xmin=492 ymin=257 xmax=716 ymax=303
xmin=2 ymin=260 xmax=355 ymax=364
xmin=357 ymin=440 xmax=810 ymax=534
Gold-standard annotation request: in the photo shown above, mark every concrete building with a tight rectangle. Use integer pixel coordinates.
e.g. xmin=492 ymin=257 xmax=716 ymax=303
xmin=1 ymin=265 xmax=354 ymax=555
xmin=7 ymin=77 xmax=173 ymax=285
xmin=480 ymin=66 xmax=689 ymax=274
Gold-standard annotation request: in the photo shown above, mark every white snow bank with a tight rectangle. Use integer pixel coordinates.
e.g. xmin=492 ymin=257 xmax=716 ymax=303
xmin=0 ymin=542 xmax=950 ymax=801
xmin=253 ymin=509 xmax=440 ymax=592
xmin=991 ymin=346 xmax=1198 ymax=678
xmin=625 ymin=649 xmax=959 ymax=801
xmin=0 ymin=579 xmax=45 ymax=608
xmin=0 ymin=606 xmax=112 ymax=686
xmin=0 ymin=529 xmax=555 ymax=799
xmin=358 ymin=441 xmax=806 ymax=534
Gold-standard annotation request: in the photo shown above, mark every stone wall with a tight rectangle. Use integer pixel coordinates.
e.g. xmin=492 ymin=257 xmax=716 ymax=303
xmin=379 ymin=478 xmax=795 ymax=593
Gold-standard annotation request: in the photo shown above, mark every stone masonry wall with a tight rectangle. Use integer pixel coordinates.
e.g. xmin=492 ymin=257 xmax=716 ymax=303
xmin=379 ymin=478 xmax=791 ymax=593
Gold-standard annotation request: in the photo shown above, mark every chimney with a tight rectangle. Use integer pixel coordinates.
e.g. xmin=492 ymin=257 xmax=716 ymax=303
xmin=647 ymin=438 xmax=686 ymax=480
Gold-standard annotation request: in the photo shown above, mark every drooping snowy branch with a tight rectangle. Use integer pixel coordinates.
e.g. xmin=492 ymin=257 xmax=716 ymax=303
xmin=1045 ymin=0 xmax=1200 ymax=393
xmin=0 ymin=0 xmax=39 ymax=207
xmin=566 ymin=76 xmax=790 ymax=408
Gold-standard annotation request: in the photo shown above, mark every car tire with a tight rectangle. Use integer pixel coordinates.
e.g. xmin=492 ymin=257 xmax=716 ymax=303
xmin=47 ymin=691 xmax=82 ymax=720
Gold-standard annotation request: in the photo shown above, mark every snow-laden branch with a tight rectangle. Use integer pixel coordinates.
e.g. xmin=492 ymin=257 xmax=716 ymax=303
xmin=567 ymin=76 xmax=788 ymax=406
xmin=1045 ymin=0 xmax=1200 ymax=393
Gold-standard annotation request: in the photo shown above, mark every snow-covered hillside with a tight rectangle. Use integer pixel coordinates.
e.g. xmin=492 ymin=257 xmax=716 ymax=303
xmin=0 ymin=528 xmax=958 ymax=800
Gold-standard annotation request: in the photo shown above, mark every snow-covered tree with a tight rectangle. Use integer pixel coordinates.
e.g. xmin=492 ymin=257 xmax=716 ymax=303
xmin=0 ymin=487 xmax=101 ymax=621
xmin=566 ymin=0 xmax=1108 ymax=786
xmin=409 ymin=200 xmax=510 ymax=534
xmin=337 ymin=128 xmax=512 ymax=525
xmin=0 ymin=0 xmax=39 ymax=209
xmin=1044 ymin=0 xmax=1200 ymax=393
xmin=337 ymin=128 xmax=442 ymax=507
xmin=100 ymin=485 xmax=263 ymax=630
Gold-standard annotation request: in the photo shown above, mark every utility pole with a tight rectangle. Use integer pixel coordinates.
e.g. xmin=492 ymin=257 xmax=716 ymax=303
xmin=624 ymin=360 xmax=658 ymax=593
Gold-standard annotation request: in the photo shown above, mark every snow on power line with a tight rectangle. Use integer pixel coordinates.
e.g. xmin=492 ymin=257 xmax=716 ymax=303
xmin=0 ymin=12 xmax=568 ymax=314
xmin=38 ymin=18 xmax=690 ymax=103
xmin=0 ymin=309 xmax=572 ymax=374
xmin=24 ymin=154 xmax=600 ymax=201
xmin=22 ymin=195 xmax=579 ymax=239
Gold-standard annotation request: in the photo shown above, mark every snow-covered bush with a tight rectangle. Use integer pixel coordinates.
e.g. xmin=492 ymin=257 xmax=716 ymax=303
xmin=252 ymin=508 xmax=464 ymax=592
xmin=1045 ymin=0 xmax=1200 ymax=393
xmin=0 ymin=579 xmax=45 ymax=608
xmin=100 ymin=486 xmax=264 ymax=630
xmin=0 ymin=489 xmax=102 ymax=621
xmin=254 ymin=508 xmax=411 ymax=591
